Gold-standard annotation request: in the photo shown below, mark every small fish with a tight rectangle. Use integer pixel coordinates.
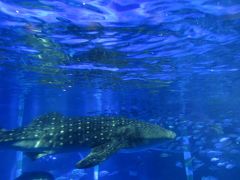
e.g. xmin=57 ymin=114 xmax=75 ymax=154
xmin=210 ymin=124 xmax=224 ymax=135
xmin=175 ymin=161 xmax=183 ymax=168
xmin=206 ymin=150 xmax=223 ymax=156
xmin=210 ymin=157 xmax=219 ymax=162
xmin=0 ymin=113 xmax=176 ymax=169
xmin=160 ymin=153 xmax=169 ymax=158
xmin=225 ymin=163 xmax=235 ymax=169
xmin=217 ymin=162 xmax=226 ymax=167
xmin=219 ymin=137 xmax=230 ymax=143
xmin=99 ymin=170 xmax=110 ymax=177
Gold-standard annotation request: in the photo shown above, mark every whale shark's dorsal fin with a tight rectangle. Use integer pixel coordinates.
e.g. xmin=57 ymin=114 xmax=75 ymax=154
xmin=76 ymin=140 xmax=123 ymax=169
xmin=29 ymin=112 xmax=64 ymax=127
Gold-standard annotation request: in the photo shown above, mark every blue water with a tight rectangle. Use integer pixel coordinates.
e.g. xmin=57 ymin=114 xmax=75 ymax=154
xmin=0 ymin=0 xmax=240 ymax=179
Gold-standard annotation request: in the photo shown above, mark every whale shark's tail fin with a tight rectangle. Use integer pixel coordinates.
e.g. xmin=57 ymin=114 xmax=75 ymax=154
xmin=0 ymin=128 xmax=6 ymax=135
xmin=0 ymin=128 xmax=9 ymax=143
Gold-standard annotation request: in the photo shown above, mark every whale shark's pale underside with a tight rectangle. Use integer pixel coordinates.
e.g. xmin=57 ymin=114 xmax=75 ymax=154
xmin=0 ymin=113 xmax=176 ymax=168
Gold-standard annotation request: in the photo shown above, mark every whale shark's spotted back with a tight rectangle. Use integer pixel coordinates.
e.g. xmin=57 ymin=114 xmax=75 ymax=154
xmin=0 ymin=113 xmax=176 ymax=168
xmin=0 ymin=113 xmax=130 ymax=148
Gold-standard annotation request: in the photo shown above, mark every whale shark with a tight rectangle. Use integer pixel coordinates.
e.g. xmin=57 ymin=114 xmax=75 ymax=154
xmin=0 ymin=113 xmax=176 ymax=168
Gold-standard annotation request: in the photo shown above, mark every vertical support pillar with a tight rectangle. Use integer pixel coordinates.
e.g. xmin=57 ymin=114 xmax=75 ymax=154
xmin=93 ymin=89 xmax=102 ymax=180
xmin=15 ymin=92 xmax=25 ymax=178
xmin=179 ymin=80 xmax=193 ymax=180
xmin=182 ymin=136 xmax=193 ymax=180
xmin=94 ymin=165 xmax=99 ymax=180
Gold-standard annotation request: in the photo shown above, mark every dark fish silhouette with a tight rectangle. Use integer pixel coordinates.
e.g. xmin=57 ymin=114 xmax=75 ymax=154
xmin=0 ymin=113 xmax=176 ymax=168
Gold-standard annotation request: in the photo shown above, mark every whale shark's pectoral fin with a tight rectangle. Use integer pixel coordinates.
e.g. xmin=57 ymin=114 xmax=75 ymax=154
xmin=76 ymin=141 xmax=122 ymax=169
xmin=25 ymin=151 xmax=54 ymax=160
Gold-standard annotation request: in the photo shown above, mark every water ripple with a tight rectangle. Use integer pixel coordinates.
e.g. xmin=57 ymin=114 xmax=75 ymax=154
xmin=0 ymin=0 xmax=240 ymax=86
